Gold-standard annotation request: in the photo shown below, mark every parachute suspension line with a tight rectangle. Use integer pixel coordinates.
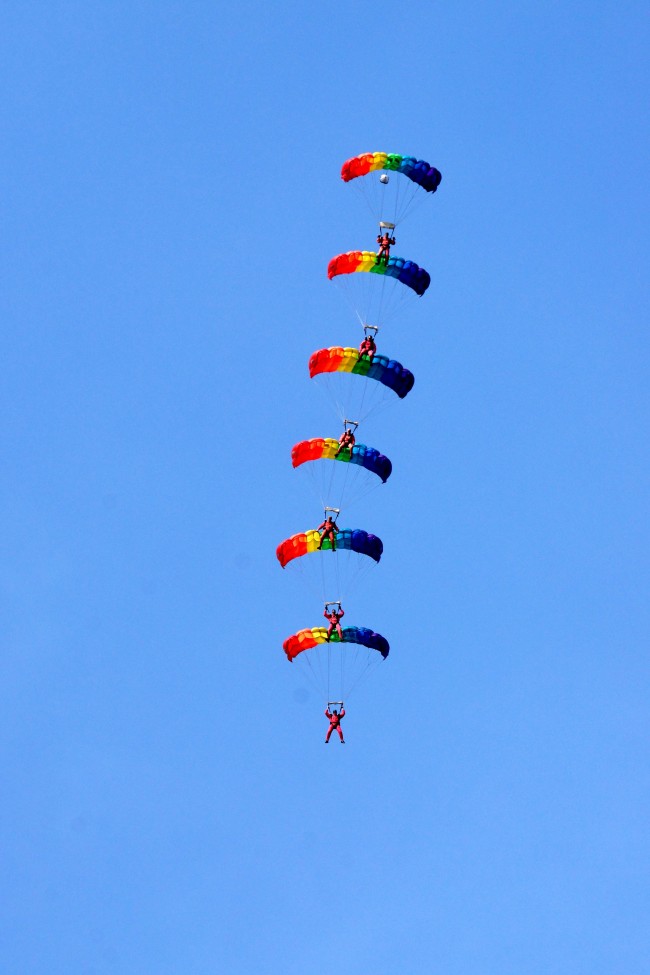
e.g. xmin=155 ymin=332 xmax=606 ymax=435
xmin=395 ymin=187 xmax=423 ymax=227
xmin=345 ymin=639 xmax=361 ymax=699
xmin=327 ymin=638 xmax=331 ymax=703
xmin=332 ymin=276 xmax=366 ymax=330
xmin=339 ymin=444 xmax=355 ymax=507
xmin=319 ymin=544 xmax=327 ymax=603
xmin=324 ymin=452 xmax=338 ymax=510
xmin=392 ymin=172 xmax=403 ymax=228
xmin=302 ymin=647 xmax=323 ymax=697
xmin=389 ymin=175 xmax=422 ymax=228
xmin=377 ymin=262 xmax=391 ymax=323
xmin=350 ymin=177 xmax=378 ymax=228
xmin=344 ymin=651 xmax=383 ymax=701
xmin=353 ymin=366 xmax=370 ymax=428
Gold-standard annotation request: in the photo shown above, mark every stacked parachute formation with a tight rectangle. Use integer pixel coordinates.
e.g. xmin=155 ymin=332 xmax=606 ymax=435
xmin=276 ymin=151 xmax=442 ymax=735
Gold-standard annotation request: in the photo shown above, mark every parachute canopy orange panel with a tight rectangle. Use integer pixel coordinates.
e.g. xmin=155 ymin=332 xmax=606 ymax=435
xmin=283 ymin=626 xmax=390 ymax=661
xmin=341 ymin=152 xmax=441 ymax=193
xmin=276 ymin=528 xmax=383 ymax=568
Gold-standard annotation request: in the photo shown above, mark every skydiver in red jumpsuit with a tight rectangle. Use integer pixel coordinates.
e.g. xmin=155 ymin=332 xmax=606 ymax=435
xmin=324 ymin=603 xmax=345 ymax=641
xmin=376 ymin=232 xmax=395 ymax=266
xmin=335 ymin=427 xmax=356 ymax=457
xmin=317 ymin=514 xmax=339 ymax=551
xmin=325 ymin=706 xmax=346 ymax=743
xmin=358 ymin=334 xmax=376 ymax=361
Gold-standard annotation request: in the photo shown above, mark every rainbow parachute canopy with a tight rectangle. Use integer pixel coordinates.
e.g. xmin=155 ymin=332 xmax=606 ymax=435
xmin=283 ymin=626 xmax=390 ymax=662
xmin=341 ymin=152 xmax=442 ymax=194
xmin=276 ymin=528 xmax=383 ymax=568
xmin=309 ymin=347 xmax=414 ymax=400
xmin=328 ymin=252 xmax=430 ymax=297
xmin=291 ymin=438 xmax=392 ymax=484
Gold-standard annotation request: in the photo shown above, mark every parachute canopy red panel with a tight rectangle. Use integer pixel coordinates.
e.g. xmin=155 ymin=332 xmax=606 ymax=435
xmin=276 ymin=528 xmax=383 ymax=568
xmin=309 ymin=347 xmax=414 ymax=400
xmin=283 ymin=626 xmax=390 ymax=661
xmin=341 ymin=152 xmax=442 ymax=193
xmin=291 ymin=438 xmax=392 ymax=484
xmin=328 ymin=251 xmax=430 ymax=297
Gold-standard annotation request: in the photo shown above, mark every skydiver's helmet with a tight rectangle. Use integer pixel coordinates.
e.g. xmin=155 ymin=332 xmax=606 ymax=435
xmin=333 ymin=710 xmax=338 ymax=715
xmin=379 ymin=174 xmax=389 ymax=184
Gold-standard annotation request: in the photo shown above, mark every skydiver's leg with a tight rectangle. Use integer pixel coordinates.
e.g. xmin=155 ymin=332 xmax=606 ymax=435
xmin=337 ymin=726 xmax=345 ymax=742
xmin=326 ymin=623 xmax=334 ymax=642
xmin=335 ymin=623 xmax=343 ymax=640
xmin=325 ymin=726 xmax=333 ymax=742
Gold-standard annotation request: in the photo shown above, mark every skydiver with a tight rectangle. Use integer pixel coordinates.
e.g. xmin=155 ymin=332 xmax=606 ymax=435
xmin=376 ymin=231 xmax=395 ymax=266
xmin=325 ymin=705 xmax=346 ymax=743
xmin=317 ymin=513 xmax=339 ymax=551
xmin=358 ymin=333 xmax=376 ymax=361
xmin=324 ymin=603 xmax=345 ymax=641
xmin=335 ymin=426 xmax=356 ymax=457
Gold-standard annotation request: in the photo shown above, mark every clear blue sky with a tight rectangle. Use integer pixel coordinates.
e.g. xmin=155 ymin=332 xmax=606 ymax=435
xmin=2 ymin=2 xmax=649 ymax=972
